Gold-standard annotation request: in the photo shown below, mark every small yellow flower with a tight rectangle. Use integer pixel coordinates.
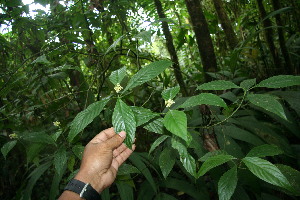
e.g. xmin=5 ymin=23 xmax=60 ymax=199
xmin=9 ymin=133 xmax=18 ymax=139
xmin=114 ymin=83 xmax=123 ymax=93
xmin=53 ymin=121 xmax=61 ymax=127
xmin=165 ymin=99 xmax=175 ymax=107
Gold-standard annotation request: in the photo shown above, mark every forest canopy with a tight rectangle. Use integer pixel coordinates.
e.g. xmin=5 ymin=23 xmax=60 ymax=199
xmin=1 ymin=0 xmax=300 ymax=199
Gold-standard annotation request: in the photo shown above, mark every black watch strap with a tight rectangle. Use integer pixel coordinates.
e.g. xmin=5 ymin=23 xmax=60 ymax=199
xmin=64 ymin=179 xmax=100 ymax=200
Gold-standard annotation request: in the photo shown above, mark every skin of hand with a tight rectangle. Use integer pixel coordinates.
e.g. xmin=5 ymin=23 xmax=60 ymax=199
xmin=59 ymin=127 xmax=135 ymax=199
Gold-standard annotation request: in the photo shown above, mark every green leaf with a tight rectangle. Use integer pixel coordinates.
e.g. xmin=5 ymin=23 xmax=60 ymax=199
xmin=256 ymin=75 xmax=300 ymax=88
xmin=242 ymin=157 xmax=291 ymax=190
xmin=171 ymin=137 xmax=196 ymax=177
xmin=164 ymin=110 xmax=188 ymax=142
xmin=24 ymin=161 xmax=52 ymax=200
xmin=116 ymin=182 xmax=134 ymax=200
xmin=276 ymin=164 xmax=300 ymax=195
xmin=22 ymin=132 xmax=55 ymax=145
xmin=124 ymin=60 xmax=172 ymax=92
xmin=68 ymin=97 xmax=110 ymax=142
xmin=162 ymin=86 xmax=180 ymax=100
xmin=72 ymin=145 xmax=84 ymax=160
xmin=31 ymin=55 xmax=51 ymax=65
xmin=247 ymin=144 xmax=283 ymax=157
xmin=149 ymin=135 xmax=169 ymax=154
xmin=112 ymin=99 xmax=136 ymax=148
xmin=179 ymin=93 xmax=227 ymax=108
xmin=131 ymin=106 xmax=159 ymax=127
xmin=109 ymin=66 xmax=127 ymax=85
xmin=134 ymin=30 xmax=152 ymax=43
xmin=159 ymin=148 xmax=176 ymax=179
xmin=118 ymin=164 xmax=140 ymax=175
xmin=199 ymin=150 xmax=228 ymax=162
xmin=1 ymin=140 xmax=17 ymax=159
xmin=197 ymin=80 xmax=240 ymax=90
xmin=54 ymin=147 xmax=67 ymax=176
xmin=144 ymin=118 xmax=164 ymax=134
xmin=218 ymin=166 xmax=238 ymax=200
xmin=155 ymin=193 xmax=178 ymax=200
xmin=247 ymin=94 xmax=287 ymax=120
xmin=198 ymin=155 xmax=235 ymax=177
xmin=240 ymin=78 xmax=256 ymax=90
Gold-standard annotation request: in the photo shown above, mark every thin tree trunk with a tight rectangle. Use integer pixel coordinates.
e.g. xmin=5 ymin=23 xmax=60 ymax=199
xmin=211 ymin=0 xmax=238 ymax=50
xmin=271 ymin=0 xmax=294 ymax=74
xmin=184 ymin=0 xmax=218 ymax=82
xmin=256 ymin=0 xmax=282 ymax=75
xmin=154 ymin=0 xmax=188 ymax=96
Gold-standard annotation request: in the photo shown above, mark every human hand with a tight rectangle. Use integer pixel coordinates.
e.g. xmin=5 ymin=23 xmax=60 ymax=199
xmin=74 ymin=127 xmax=135 ymax=193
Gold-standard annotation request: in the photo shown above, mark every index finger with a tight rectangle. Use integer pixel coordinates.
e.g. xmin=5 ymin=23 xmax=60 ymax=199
xmin=90 ymin=127 xmax=116 ymax=143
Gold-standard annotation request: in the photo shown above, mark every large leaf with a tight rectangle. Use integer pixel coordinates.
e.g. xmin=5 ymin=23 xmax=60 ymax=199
xmin=144 ymin=118 xmax=165 ymax=134
xmin=124 ymin=60 xmax=172 ymax=92
xmin=1 ymin=140 xmax=17 ymax=159
xmin=276 ymin=164 xmax=300 ymax=195
xmin=109 ymin=66 xmax=127 ymax=85
xmin=54 ymin=147 xmax=67 ymax=176
xmin=116 ymin=182 xmax=134 ymax=200
xmin=159 ymin=148 xmax=176 ymax=179
xmin=198 ymin=155 xmax=235 ymax=177
xmin=163 ymin=110 xmax=188 ymax=142
xmin=129 ymin=153 xmax=157 ymax=193
xmin=22 ymin=132 xmax=56 ymax=145
xmin=197 ymin=80 xmax=240 ymax=90
xmin=118 ymin=164 xmax=140 ymax=175
xmin=256 ymin=75 xmax=300 ymax=88
xmin=131 ymin=106 xmax=159 ymax=127
xmin=179 ymin=93 xmax=227 ymax=108
xmin=162 ymin=86 xmax=180 ymax=100
xmin=149 ymin=135 xmax=169 ymax=154
xmin=246 ymin=144 xmax=283 ymax=157
xmin=171 ymin=137 xmax=196 ymax=177
xmin=155 ymin=193 xmax=178 ymax=200
xmin=23 ymin=161 xmax=52 ymax=200
xmin=112 ymin=99 xmax=136 ymax=148
xmin=68 ymin=97 xmax=110 ymax=142
xmin=242 ymin=157 xmax=291 ymax=190
xmin=218 ymin=166 xmax=238 ymax=200
xmin=247 ymin=94 xmax=287 ymax=120
xmin=240 ymin=78 xmax=256 ymax=90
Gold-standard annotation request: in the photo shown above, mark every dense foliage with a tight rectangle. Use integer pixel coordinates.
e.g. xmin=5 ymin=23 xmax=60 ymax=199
xmin=1 ymin=0 xmax=300 ymax=199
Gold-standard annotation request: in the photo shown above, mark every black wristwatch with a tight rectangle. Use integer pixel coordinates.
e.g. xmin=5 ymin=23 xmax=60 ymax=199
xmin=64 ymin=179 xmax=100 ymax=200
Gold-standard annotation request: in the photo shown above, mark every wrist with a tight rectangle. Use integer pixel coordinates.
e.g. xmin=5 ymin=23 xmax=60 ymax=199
xmin=74 ymin=170 xmax=104 ymax=193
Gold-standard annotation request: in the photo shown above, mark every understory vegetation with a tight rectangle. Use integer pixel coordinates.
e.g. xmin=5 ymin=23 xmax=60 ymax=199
xmin=1 ymin=0 xmax=300 ymax=199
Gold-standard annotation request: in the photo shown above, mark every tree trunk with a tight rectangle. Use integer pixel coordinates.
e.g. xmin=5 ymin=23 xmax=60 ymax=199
xmin=154 ymin=0 xmax=188 ymax=96
xmin=256 ymin=0 xmax=282 ymax=75
xmin=184 ymin=0 xmax=218 ymax=82
xmin=211 ymin=0 xmax=238 ymax=50
xmin=271 ymin=0 xmax=294 ymax=74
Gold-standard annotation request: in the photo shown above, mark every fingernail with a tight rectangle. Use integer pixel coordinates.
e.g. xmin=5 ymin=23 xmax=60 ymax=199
xmin=119 ymin=131 xmax=126 ymax=138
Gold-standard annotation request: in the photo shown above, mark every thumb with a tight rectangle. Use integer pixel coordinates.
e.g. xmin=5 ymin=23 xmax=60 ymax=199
xmin=105 ymin=131 xmax=126 ymax=149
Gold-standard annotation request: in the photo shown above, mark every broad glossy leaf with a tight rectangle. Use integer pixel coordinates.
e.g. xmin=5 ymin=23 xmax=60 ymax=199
xmin=159 ymin=148 xmax=175 ymax=179
xmin=131 ymin=106 xmax=159 ymax=127
xmin=240 ymin=78 xmax=256 ymax=90
xmin=149 ymin=135 xmax=169 ymax=154
xmin=109 ymin=66 xmax=127 ymax=85
xmin=197 ymin=80 xmax=240 ymax=90
xmin=162 ymin=86 xmax=180 ymax=100
xmin=118 ymin=164 xmax=140 ymax=175
xmin=164 ymin=110 xmax=188 ymax=142
xmin=199 ymin=150 xmax=228 ymax=162
xmin=1 ymin=140 xmax=17 ymax=159
xmin=247 ymin=94 xmax=287 ymax=120
xmin=171 ymin=137 xmax=196 ymax=177
xmin=144 ymin=118 xmax=164 ymax=134
xmin=198 ymin=155 xmax=235 ymax=177
xmin=22 ymin=132 xmax=55 ymax=145
xmin=72 ymin=145 xmax=84 ymax=160
xmin=179 ymin=93 xmax=227 ymax=108
xmin=242 ymin=157 xmax=291 ymax=189
xmin=68 ymin=97 xmax=110 ymax=142
xmin=113 ymin=99 xmax=136 ymax=148
xmin=54 ymin=147 xmax=67 ymax=176
xmin=256 ymin=75 xmax=300 ymax=88
xmin=247 ymin=144 xmax=283 ymax=157
xmin=124 ymin=60 xmax=172 ymax=92
xmin=276 ymin=164 xmax=300 ymax=195
xmin=31 ymin=55 xmax=51 ymax=64
xmin=116 ymin=182 xmax=134 ymax=200
xmin=218 ymin=166 xmax=238 ymax=200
